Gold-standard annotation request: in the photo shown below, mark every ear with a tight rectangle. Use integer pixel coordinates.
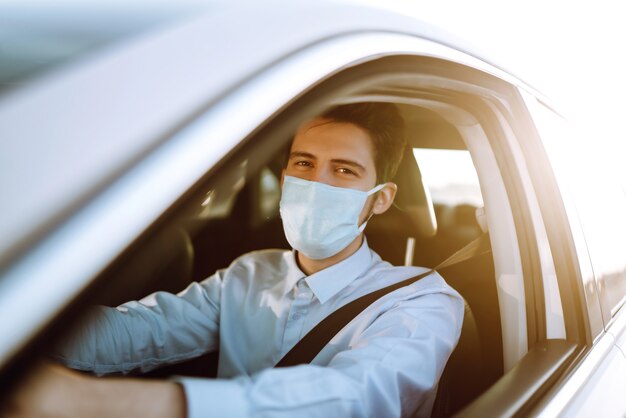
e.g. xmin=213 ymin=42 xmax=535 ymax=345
xmin=371 ymin=182 xmax=397 ymax=215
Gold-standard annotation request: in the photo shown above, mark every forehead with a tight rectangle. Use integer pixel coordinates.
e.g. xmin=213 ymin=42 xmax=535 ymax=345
xmin=291 ymin=118 xmax=376 ymax=164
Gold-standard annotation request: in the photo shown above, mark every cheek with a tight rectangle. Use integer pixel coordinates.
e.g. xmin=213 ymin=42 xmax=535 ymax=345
xmin=284 ymin=164 xmax=309 ymax=180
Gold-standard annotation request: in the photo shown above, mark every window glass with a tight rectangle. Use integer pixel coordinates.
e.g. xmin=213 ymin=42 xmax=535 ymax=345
xmin=412 ymin=148 xmax=483 ymax=207
xmin=527 ymin=101 xmax=626 ymax=319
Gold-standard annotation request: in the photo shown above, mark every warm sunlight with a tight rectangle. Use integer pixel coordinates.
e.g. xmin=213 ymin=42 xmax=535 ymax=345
xmin=346 ymin=0 xmax=626 ymax=188
xmin=412 ymin=148 xmax=483 ymax=207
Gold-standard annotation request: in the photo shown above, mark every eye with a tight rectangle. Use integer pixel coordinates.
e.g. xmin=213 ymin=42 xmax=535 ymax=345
xmin=294 ymin=160 xmax=313 ymax=167
xmin=337 ymin=167 xmax=356 ymax=176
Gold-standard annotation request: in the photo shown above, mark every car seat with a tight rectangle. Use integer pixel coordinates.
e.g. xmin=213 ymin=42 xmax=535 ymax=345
xmin=366 ymin=152 xmax=488 ymax=416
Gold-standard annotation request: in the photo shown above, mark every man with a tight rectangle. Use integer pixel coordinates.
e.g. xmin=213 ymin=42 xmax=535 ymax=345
xmin=7 ymin=103 xmax=464 ymax=418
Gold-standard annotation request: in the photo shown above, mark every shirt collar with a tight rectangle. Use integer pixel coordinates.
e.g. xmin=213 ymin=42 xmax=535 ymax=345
xmin=283 ymin=251 xmax=306 ymax=293
xmin=303 ymin=238 xmax=373 ymax=304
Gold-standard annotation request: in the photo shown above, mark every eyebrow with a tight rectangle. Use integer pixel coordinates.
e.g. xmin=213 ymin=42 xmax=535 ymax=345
xmin=289 ymin=151 xmax=316 ymax=160
xmin=289 ymin=151 xmax=367 ymax=172
xmin=331 ymin=158 xmax=366 ymax=172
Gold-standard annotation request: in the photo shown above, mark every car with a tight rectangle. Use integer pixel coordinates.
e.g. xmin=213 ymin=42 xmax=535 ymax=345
xmin=1 ymin=1 xmax=626 ymax=416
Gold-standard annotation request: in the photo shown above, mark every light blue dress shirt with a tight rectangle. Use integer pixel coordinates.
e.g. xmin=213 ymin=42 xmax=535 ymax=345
xmin=54 ymin=239 xmax=464 ymax=418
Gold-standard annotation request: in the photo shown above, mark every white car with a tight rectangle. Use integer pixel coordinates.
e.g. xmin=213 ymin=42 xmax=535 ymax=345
xmin=1 ymin=1 xmax=625 ymax=416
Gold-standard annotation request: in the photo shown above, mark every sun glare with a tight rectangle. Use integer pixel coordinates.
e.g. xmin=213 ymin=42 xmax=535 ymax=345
xmin=412 ymin=148 xmax=483 ymax=207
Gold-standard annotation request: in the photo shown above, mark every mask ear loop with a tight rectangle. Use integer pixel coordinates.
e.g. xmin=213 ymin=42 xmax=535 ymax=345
xmin=358 ymin=183 xmax=388 ymax=231
xmin=367 ymin=183 xmax=386 ymax=195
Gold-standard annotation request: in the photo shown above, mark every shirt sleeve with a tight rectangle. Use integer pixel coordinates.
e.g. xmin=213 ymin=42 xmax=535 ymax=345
xmin=176 ymin=290 xmax=464 ymax=418
xmin=51 ymin=270 xmax=225 ymax=375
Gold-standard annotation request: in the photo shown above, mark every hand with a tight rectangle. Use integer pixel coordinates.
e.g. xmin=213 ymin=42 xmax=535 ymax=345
xmin=3 ymin=360 xmax=87 ymax=418
xmin=3 ymin=360 xmax=186 ymax=418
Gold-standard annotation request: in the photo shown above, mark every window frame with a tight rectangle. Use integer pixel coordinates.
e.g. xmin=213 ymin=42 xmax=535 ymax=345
xmin=519 ymin=93 xmax=605 ymax=340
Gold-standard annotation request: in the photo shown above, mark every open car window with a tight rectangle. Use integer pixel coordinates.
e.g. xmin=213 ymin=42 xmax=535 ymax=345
xmin=2 ymin=52 xmax=594 ymax=417
xmin=60 ymin=97 xmax=515 ymax=418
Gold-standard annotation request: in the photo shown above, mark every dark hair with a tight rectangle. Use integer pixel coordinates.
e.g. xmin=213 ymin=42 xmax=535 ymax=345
xmin=320 ymin=103 xmax=406 ymax=183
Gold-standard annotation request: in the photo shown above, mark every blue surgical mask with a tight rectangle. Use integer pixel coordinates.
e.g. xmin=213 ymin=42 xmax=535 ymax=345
xmin=279 ymin=175 xmax=385 ymax=260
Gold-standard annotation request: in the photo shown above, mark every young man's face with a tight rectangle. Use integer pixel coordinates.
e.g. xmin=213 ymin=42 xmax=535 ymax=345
xmin=283 ymin=117 xmax=396 ymax=227
xmin=280 ymin=116 xmax=397 ymax=265
xmin=285 ymin=117 xmax=378 ymax=192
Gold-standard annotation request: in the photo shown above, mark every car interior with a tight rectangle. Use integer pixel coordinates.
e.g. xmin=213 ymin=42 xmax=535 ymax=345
xmin=85 ymin=98 xmax=510 ymax=416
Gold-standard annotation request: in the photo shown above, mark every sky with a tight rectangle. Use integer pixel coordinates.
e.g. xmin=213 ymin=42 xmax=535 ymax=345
xmin=347 ymin=0 xmax=626 ymax=184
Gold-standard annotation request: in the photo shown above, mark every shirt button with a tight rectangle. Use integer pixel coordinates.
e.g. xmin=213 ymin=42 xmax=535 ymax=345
xmin=291 ymin=313 xmax=302 ymax=321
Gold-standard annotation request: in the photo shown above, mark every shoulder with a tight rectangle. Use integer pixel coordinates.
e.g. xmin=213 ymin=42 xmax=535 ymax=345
xmin=229 ymin=248 xmax=291 ymax=268
xmin=220 ymin=248 xmax=294 ymax=283
xmin=369 ymin=258 xmax=460 ymax=298
xmin=369 ymin=262 xmax=465 ymax=321
xmin=367 ymin=248 xmax=456 ymax=293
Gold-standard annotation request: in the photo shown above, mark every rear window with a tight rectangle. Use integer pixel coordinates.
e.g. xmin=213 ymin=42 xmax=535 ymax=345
xmin=412 ymin=148 xmax=483 ymax=207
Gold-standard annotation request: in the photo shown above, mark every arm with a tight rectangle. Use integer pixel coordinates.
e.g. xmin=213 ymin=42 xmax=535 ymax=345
xmin=9 ymin=286 xmax=461 ymax=418
xmin=6 ymin=273 xmax=225 ymax=417
xmin=178 ymin=291 xmax=464 ymax=418
xmin=52 ymin=271 xmax=225 ymax=375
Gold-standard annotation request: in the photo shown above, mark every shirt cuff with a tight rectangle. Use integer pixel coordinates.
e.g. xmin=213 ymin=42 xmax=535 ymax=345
xmin=173 ymin=376 xmax=249 ymax=418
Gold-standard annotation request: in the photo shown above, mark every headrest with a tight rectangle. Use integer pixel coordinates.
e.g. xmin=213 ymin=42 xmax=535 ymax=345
xmin=391 ymin=150 xmax=438 ymax=237
xmin=367 ymin=152 xmax=437 ymax=238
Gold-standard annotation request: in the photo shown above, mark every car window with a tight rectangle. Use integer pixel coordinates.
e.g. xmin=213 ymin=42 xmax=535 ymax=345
xmin=113 ymin=105 xmax=504 ymax=416
xmin=412 ymin=148 xmax=483 ymax=207
xmin=2 ymin=51 xmax=564 ymax=417
xmin=526 ymin=99 xmax=626 ymax=322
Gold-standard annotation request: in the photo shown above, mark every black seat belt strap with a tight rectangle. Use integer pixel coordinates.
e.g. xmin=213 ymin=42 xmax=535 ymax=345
xmin=275 ymin=232 xmax=490 ymax=368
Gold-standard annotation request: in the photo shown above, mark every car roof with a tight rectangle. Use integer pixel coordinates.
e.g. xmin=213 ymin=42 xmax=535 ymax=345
xmin=0 ymin=0 xmax=529 ymax=271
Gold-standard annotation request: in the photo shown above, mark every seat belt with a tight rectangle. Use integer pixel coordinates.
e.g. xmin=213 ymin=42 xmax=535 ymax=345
xmin=275 ymin=232 xmax=491 ymax=368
